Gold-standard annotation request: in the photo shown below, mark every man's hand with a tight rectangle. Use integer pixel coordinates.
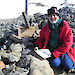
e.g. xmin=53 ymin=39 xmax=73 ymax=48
xmin=34 ymin=47 xmax=38 ymax=51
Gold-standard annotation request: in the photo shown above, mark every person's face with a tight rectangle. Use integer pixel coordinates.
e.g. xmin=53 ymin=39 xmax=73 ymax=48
xmin=49 ymin=14 xmax=58 ymax=23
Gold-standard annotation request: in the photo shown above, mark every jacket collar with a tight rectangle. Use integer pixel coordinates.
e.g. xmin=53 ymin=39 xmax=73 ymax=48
xmin=48 ymin=16 xmax=62 ymax=29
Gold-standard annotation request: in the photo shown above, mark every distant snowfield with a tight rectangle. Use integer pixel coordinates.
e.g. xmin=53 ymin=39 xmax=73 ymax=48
xmin=0 ymin=0 xmax=25 ymax=19
xmin=28 ymin=0 xmax=64 ymax=16
xmin=0 ymin=0 xmax=75 ymax=19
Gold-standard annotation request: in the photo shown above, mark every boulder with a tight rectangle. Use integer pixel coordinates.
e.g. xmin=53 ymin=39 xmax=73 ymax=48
xmin=28 ymin=55 xmax=54 ymax=75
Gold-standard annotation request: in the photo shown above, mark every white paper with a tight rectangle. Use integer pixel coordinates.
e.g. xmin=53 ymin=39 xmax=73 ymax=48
xmin=34 ymin=49 xmax=51 ymax=59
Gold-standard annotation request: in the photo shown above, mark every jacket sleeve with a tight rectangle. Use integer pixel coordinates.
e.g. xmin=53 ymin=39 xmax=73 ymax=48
xmin=52 ymin=22 xmax=73 ymax=58
xmin=34 ymin=28 xmax=45 ymax=48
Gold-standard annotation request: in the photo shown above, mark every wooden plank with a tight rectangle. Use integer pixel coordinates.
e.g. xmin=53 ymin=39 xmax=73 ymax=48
xmin=20 ymin=27 xmax=36 ymax=37
xmin=9 ymin=34 xmax=22 ymax=42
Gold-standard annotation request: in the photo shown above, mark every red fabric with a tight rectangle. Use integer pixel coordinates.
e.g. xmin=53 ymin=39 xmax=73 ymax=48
xmin=34 ymin=20 xmax=75 ymax=64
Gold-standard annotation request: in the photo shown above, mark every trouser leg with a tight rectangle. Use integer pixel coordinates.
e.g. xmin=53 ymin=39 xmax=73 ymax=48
xmin=51 ymin=57 xmax=61 ymax=68
xmin=61 ymin=53 xmax=75 ymax=71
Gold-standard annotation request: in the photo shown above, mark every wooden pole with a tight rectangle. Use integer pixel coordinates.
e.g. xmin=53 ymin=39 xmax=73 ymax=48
xmin=22 ymin=12 xmax=30 ymax=28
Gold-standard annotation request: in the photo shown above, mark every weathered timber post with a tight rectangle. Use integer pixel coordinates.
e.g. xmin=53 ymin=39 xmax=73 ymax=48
xmin=22 ymin=12 xmax=30 ymax=28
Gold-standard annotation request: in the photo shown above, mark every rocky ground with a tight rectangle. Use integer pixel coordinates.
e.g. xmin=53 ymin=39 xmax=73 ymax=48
xmin=0 ymin=7 xmax=75 ymax=75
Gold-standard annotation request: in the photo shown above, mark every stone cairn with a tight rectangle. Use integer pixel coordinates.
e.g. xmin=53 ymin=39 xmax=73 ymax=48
xmin=0 ymin=7 xmax=75 ymax=75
